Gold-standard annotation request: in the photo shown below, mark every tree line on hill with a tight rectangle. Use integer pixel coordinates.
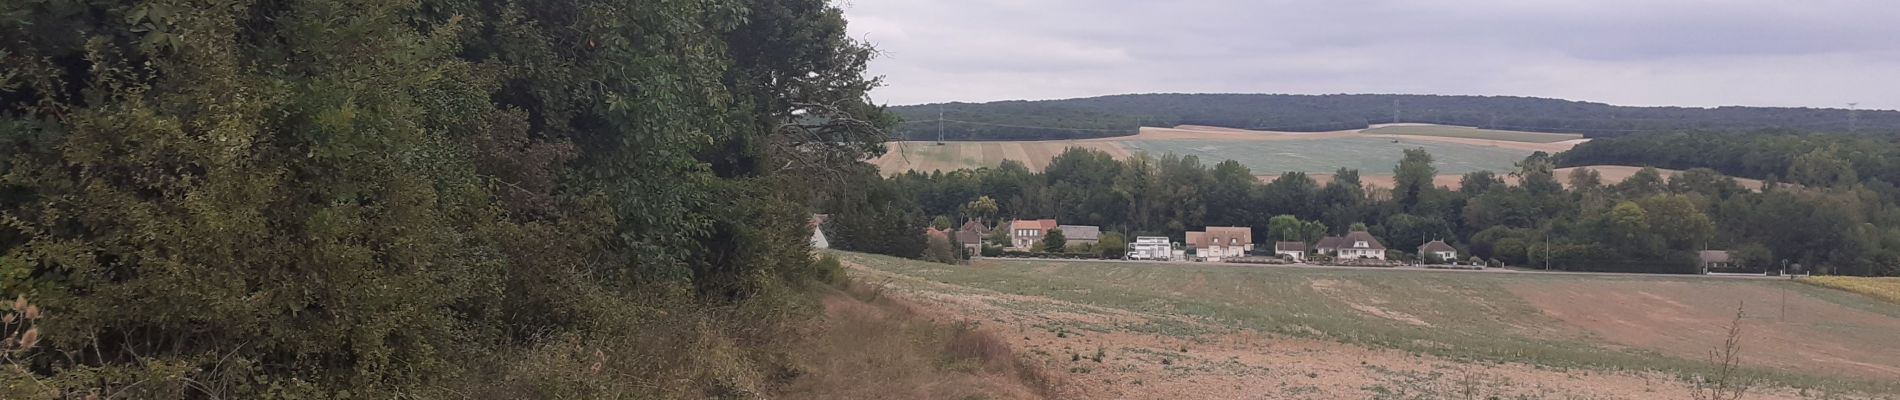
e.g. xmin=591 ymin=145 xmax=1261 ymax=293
xmin=0 ymin=0 xmax=887 ymax=397
xmin=889 ymin=94 xmax=1900 ymax=141
xmin=826 ymin=141 xmax=1900 ymax=277
xmin=1558 ymin=130 xmax=1900 ymax=186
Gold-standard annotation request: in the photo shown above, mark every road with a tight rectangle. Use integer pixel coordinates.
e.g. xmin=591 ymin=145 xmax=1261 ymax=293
xmin=979 ymin=256 xmax=1796 ymax=280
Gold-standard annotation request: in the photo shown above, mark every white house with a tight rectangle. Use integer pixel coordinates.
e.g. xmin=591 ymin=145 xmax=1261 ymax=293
xmin=1418 ymin=240 xmax=1457 ymax=263
xmin=1188 ymin=226 xmax=1253 ymax=262
xmin=1130 ymin=236 xmax=1173 ymax=260
xmin=1335 ymin=231 xmax=1387 ymax=260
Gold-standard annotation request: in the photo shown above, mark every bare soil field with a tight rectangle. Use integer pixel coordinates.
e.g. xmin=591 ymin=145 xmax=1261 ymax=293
xmin=835 ymin=251 xmax=1900 ymax=399
xmin=1558 ymin=165 xmax=1768 ymax=190
xmin=1510 ymin=280 xmax=1900 ymax=380
xmin=872 ymin=124 xmax=1588 ymax=178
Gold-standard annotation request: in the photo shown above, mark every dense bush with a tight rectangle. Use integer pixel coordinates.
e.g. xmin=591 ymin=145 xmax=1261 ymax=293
xmin=0 ymin=0 xmax=887 ymax=397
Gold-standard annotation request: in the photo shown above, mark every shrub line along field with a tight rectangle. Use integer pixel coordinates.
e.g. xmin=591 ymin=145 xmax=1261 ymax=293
xmin=834 ymin=251 xmax=1900 ymax=399
xmin=875 ymin=124 xmax=1772 ymax=190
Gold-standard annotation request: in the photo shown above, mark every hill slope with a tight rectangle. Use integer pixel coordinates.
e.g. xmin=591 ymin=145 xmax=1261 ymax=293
xmin=890 ymin=94 xmax=1900 ymax=141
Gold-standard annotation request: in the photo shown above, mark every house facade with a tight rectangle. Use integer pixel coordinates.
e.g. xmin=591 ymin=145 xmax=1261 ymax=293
xmin=1188 ymin=226 xmax=1253 ymax=262
xmin=1274 ymin=241 xmax=1308 ymax=261
xmin=1335 ymin=231 xmax=1387 ymax=260
xmin=1698 ymin=250 xmax=1734 ymax=273
xmin=1419 ymin=240 xmax=1458 ymax=263
xmin=1009 ymin=219 xmax=1060 ymax=250
xmin=957 ymin=220 xmax=991 ymax=256
xmin=1314 ymin=236 xmax=1343 ymax=255
xmin=1130 ymin=236 xmax=1172 ymax=260
xmin=1058 ymin=225 xmax=1102 ymax=247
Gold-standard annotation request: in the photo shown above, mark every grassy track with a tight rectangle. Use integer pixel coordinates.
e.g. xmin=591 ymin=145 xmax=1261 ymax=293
xmin=1363 ymin=124 xmax=1585 ymax=143
xmin=838 ymin=251 xmax=1900 ymax=394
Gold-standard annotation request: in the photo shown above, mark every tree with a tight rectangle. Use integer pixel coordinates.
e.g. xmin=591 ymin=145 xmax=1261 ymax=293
xmin=1670 ymin=168 xmax=1745 ymax=198
xmin=987 ymin=228 xmax=1013 ymax=247
xmin=1098 ymin=232 xmax=1129 ymax=259
xmin=1615 ymin=167 xmax=1668 ymax=197
xmin=1383 ymin=214 xmax=1453 ymax=253
xmin=962 ymin=196 xmax=1000 ymax=224
xmin=1300 ymin=221 xmax=1330 ymax=244
xmin=1394 ymin=148 xmax=1440 ymax=212
xmin=0 ymin=0 xmax=895 ymax=395
xmin=1460 ymin=171 xmax=1505 ymax=194
xmin=1607 ymin=201 xmax=1653 ymax=244
xmin=1262 ymin=172 xmax=1321 ymax=220
xmin=1207 ymin=160 xmax=1258 ymax=227
xmin=932 ymin=215 xmax=953 ymax=230
xmin=1788 ymin=147 xmax=1858 ymax=188
xmin=924 ymin=234 xmax=959 ymax=264
xmin=1268 ymin=215 xmax=1304 ymax=243
xmin=1734 ymin=243 xmax=1775 ymax=272
xmin=1639 ymin=195 xmax=1714 ymax=251
xmin=1350 ymin=222 xmax=1370 ymax=232
xmin=1517 ymin=152 xmax=1564 ymax=196
xmin=1114 ymin=153 xmax=1161 ymax=231
xmin=1042 ymin=228 xmax=1068 ymax=253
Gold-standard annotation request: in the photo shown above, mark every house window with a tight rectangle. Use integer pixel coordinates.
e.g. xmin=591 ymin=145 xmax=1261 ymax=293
xmin=1354 ymin=241 xmax=1367 ymax=248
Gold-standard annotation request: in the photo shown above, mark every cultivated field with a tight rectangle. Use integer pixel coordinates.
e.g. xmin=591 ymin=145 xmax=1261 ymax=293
xmin=1802 ymin=277 xmax=1900 ymax=305
xmin=835 ymin=251 xmax=1900 ymax=399
xmin=874 ymin=124 xmax=1591 ymax=185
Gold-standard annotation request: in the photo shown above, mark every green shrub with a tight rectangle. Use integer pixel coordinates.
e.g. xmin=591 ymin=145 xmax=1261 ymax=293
xmin=0 ymin=0 xmax=887 ymax=396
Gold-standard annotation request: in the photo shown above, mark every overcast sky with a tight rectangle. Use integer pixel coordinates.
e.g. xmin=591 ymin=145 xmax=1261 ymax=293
xmin=842 ymin=0 xmax=1900 ymax=110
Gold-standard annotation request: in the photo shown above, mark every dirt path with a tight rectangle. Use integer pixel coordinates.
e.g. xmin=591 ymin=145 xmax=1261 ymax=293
xmin=843 ymin=261 xmax=1839 ymax=399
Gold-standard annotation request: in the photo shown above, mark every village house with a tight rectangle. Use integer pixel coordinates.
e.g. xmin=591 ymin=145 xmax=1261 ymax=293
xmin=1419 ymin=240 xmax=1458 ymax=263
xmin=1058 ymin=225 xmax=1101 ymax=247
xmin=1335 ymin=231 xmax=1387 ymax=260
xmin=1130 ymin=236 xmax=1173 ymax=260
xmin=956 ymin=220 xmax=991 ymax=256
xmin=1187 ymin=226 xmax=1253 ymax=262
xmin=1008 ymin=219 xmax=1060 ymax=250
xmin=1698 ymin=250 xmax=1734 ymax=273
xmin=1314 ymin=236 xmax=1344 ymax=255
xmin=1274 ymin=241 xmax=1308 ymax=261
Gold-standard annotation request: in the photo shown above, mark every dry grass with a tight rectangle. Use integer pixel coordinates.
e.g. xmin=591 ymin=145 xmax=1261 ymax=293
xmin=839 ymin=251 xmax=1900 ymax=397
xmin=775 ymin=280 xmax=1056 ymax=399
xmin=1802 ymin=276 xmax=1900 ymax=305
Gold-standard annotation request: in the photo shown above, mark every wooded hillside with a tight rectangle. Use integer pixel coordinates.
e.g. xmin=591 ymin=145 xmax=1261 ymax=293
xmin=0 ymin=0 xmax=887 ymax=397
xmin=890 ymin=94 xmax=1900 ymax=141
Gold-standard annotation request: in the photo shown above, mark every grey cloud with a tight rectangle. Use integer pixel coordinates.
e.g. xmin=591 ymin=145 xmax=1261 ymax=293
xmin=845 ymin=0 xmax=1900 ymax=109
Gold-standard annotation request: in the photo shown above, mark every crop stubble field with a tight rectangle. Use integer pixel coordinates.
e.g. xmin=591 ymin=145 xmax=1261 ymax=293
xmin=835 ymin=251 xmax=1900 ymax=399
xmin=873 ymin=124 xmax=1773 ymax=190
xmin=874 ymin=124 xmax=1596 ymax=185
